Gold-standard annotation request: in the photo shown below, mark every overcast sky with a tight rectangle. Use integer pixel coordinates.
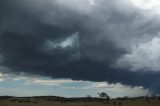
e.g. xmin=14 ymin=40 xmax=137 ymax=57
xmin=0 ymin=0 xmax=160 ymax=97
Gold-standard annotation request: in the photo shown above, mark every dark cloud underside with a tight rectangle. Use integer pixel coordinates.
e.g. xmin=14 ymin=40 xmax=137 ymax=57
xmin=0 ymin=0 xmax=160 ymax=94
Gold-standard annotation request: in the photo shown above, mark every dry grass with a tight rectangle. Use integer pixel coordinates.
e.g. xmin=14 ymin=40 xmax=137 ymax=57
xmin=0 ymin=99 xmax=160 ymax=106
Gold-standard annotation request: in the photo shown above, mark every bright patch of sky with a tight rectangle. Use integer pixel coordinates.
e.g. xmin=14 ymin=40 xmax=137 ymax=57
xmin=45 ymin=32 xmax=79 ymax=50
xmin=0 ymin=72 xmax=150 ymax=98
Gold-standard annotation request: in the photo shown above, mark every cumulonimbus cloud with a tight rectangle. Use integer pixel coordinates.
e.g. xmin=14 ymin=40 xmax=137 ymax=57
xmin=0 ymin=0 xmax=160 ymax=94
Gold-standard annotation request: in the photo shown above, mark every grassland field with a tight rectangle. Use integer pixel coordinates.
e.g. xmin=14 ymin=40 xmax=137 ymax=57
xmin=0 ymin=96 xmax=160 ymax=106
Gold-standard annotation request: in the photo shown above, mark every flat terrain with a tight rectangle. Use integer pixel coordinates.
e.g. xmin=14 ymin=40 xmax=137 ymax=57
xmin=0 ymin=96 xmax=160 ymax=106
xmin=0 ymin=101 xmax=160 ymax=106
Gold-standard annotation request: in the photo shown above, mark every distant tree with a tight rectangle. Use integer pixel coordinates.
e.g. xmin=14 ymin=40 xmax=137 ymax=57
xmin=157 ymin=96 xmax=160 ymax=101
xmin=122 ymin=96 xmax=129 ymax=100
xmin=86 ymin=95 xmax=91 ymax=98
xmin=98 ymin=92 xmax=110 ymax=103
xmin=151 ymin=94 xmax=156 ymax=99
xmin=119 ymin=102 xmax=122 ymax=105
xmin=145 ymin=95 xmax=150 ymax=104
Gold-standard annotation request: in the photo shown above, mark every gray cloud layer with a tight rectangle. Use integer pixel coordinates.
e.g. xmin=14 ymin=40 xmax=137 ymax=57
xmin=0 ymin=0 xmax=160 ymax=94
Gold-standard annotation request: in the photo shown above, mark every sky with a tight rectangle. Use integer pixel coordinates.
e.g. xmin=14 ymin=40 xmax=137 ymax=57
xmin=0 ymin=0 xmax=160 ymax=97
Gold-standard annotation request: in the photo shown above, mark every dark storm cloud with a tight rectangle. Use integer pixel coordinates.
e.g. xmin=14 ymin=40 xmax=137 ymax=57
xmin=0 ymin=0 xmax=160 ymax=94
